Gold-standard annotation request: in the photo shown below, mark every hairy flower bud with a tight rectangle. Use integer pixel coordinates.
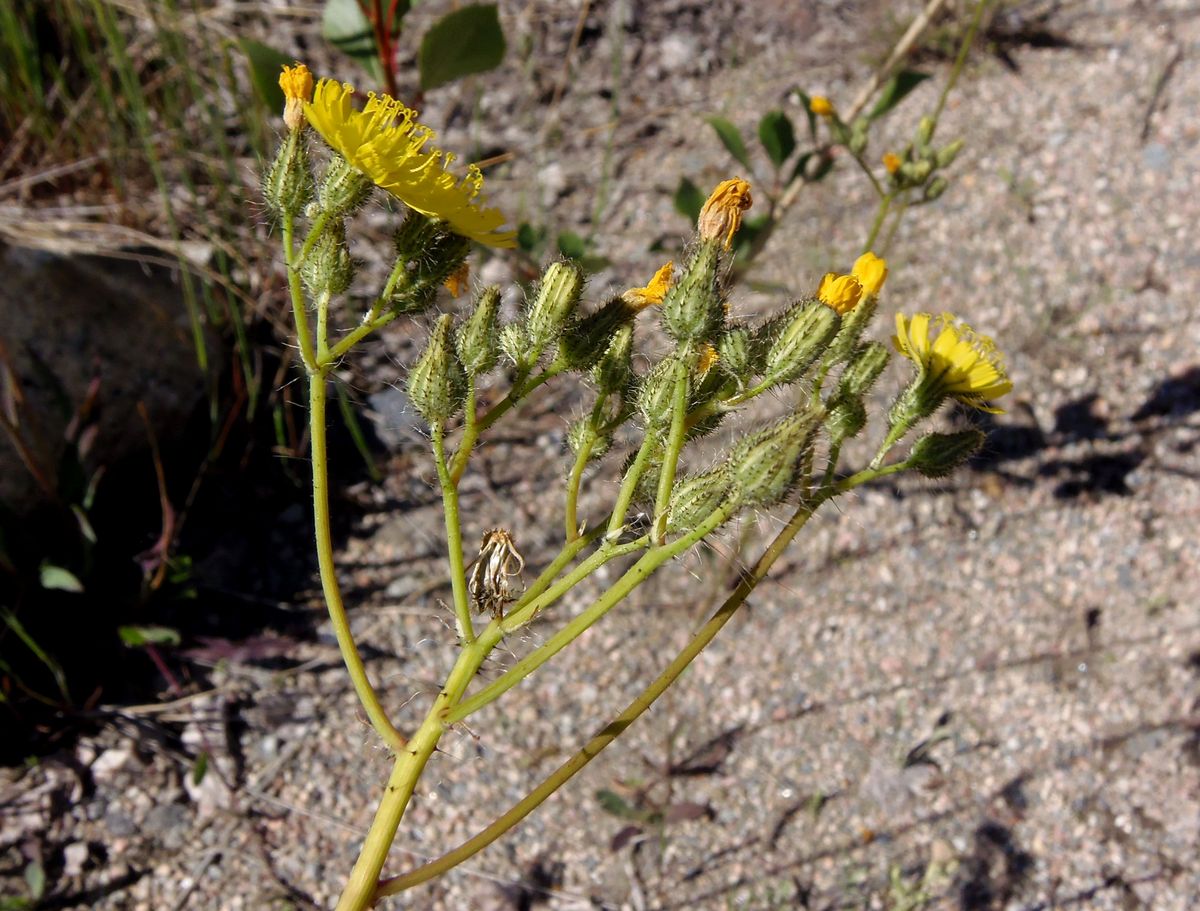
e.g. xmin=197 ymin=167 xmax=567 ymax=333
xmin=407 ymin=314 xmax=466 ymax=424
xmin=936 ymin=139 xmax=964 ymax=169
xmin=525 ymin=261 xmax=585 ymax=356
xmin=637 ymin=356 xmax=689 ymax=430
xmin=758 ymin=300 xmax=840 ymax=387
xmin=455 ymin=286 xmax=501 ymax=376
xmin=317 ymin=153 xmax=373 ymax=216
xmin=916 ymin=115 xmax=936 ymax=151
xmin=728 ymin=408 xmax=821 ymax=507
xmin=901 ymin=159 xmax=933 ymax=185
xmin=300 ymin=219 xmax=354 ymax=296
xmin=567 ymin=417 xmax=611 ymax=461
xmin=498 ymin=324 xmax=529 ymax=367
xmin=661 ymin=241 xmax=723 ymax=343
xmin=667 ymin=468 xmax=731 ymax=531
xmin=826 ymin=397 xmax=867 ymax=445
xmin=555 ymin=298 xmax=634 ymax=373
xmin=823 ymin=296 xmax=878 ymax=367
xmin=592 ymin=325 xmax=634 ymax=395
xmin=923 ymin=176 xmax=949 ymax=202
xmin=263 ymin=129 xmax=314 ymax=218
xmin=838 ymin=341 xmax=890 ymax=400
xmin=907 ymin=430 xmax=985 ymax=478
xmin=716 ymin=325 xmax=753 ymax=386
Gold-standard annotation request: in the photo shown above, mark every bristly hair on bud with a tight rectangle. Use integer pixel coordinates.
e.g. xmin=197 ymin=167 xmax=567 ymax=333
xmin=407 ymin=313 xmax=466 ymax=424
xmin=727 ymin=407 xmax=821 ymax=508
xmin=697 ymin=178 xmax=752 ymax=250
xmin=661 ymin=241 xmax=723 ymax=343
xmin=907 ymin=430 xmax=986 ymax=478
xmin=317 ymin=153 xmax=374 ymax=217
xmin=756 ymin=300 xmax=840 ymax=388
xmin=300 ymin=218 xmax=354 ymax=296
xmin=591 ymin=324 xmax=634 ymax=395
xmin=455 ymin=286 xmax=501 ymax=376
xmin=667 ymin=468 xmax=732 ymax=532
xmin=524 ymin=260 xmax=585 ymax=358
xmin=263 ymin=128 xmax=314 ymax=218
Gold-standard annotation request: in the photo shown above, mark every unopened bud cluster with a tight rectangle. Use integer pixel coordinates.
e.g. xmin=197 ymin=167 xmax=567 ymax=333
xmin=883 ymin=116 xmax=964 ymax=202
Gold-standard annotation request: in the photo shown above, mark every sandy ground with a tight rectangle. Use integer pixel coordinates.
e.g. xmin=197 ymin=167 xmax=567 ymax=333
xmin=2 ymin=1 xmax=1198 ymax=909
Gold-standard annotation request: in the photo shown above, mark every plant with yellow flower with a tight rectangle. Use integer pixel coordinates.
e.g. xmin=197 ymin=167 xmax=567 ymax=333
xmin=266 ymin=53 xmax=1009 ymax=911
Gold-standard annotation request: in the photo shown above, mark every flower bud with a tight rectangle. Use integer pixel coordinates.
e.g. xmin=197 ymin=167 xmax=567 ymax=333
xmin=316 ymin=153 xmax=373 ymax=216
xmin=667 ymin=468 xmax=731 ymax=531
xmin=263 ymin=129 xmax=314 ymax=218
xmin=758 ymin=300 xmax=840 ymax=387
xmin=838 ymin=342 xmax=890 ymax=400
xmin=661 ymin=241 xmax=723 ymax=343
xmin=592 ymin=324 xmax=634 ymax=395
xmin=407 ymin=314 xmax=466 ymax=424
xmin=826 ymin=397 xmax=866 ymax=445
xmin=900 ymin=159 xmax=933 ymax=185
xmin=455 ymin=286 xmax=501 ymax=376
xmin=817 ymin=273 xmax=863 ymax=315
xmin=637 ymin=356 xmax=688 ymax=430
xmin=300 ymin=219 xmax=354 ymax=296
xmin=697 ymin=178 xmax=752 ymax=250
xmin=525 ymin=261 xmax=584 ymax=356
xmin=728 ymin=408 xmax=821 ymax=507
xmin=936 ymin=139 xmax=964 ymax=169
xmin=923 ymin=176 xmax=949 ymax=202
xmin=823 ymin=296 xmax=878 ymax=367
xmin=567 ymin=417 xmax=611 ymax=461
xmin=848 ymin=118 xmax=869 ymax=156
xmin=916 ymin=115 xmax=936 ymax=150
xmin=555 ymin=298 xmax=633 ymax=373
xmin=907 ymin=430 xmax=985 ymax=478
xmin=393 ymin=211 xmax=441 ymax=262
xmin=498 ymin=324 xmax=529 ymax=367
xmin=716 ymin=325 xmax=753 ymax=386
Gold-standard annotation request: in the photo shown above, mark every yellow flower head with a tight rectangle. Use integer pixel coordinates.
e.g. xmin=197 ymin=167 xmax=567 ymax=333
xmin=622 ymin=261 xmax=674 ymax=311
xmin=698 ymin=178 xmax=753 ymax=249
xmin=279 ymin=63 xmax=314 ymax=131
xmin=443 ymin=261 xmax=469 ymax=297
xmin=851 ymin=251 xmax=888 ymax=298
xmin=696 ymin=343 xmax=719 ymax=377
xmin=817 ymin=272 xmax=863 ymax=315
xmin=882 ymin=151 xmax=902 ymax=175
xmin=810 ymin=96 xmax=835 ymax=118
xmin=893 ymin=313 xmax=1013 ymax=413
xmin=305 ymin=78 xmax=515 ymax=247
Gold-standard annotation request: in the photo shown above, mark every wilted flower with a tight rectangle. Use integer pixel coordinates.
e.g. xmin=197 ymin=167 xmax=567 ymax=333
xmin=698 ymin=178 xmax=753 ymax=249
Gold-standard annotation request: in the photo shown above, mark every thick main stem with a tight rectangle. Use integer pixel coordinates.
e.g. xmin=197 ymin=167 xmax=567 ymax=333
xmin=309 ymin=374 xmax=406 ymax=752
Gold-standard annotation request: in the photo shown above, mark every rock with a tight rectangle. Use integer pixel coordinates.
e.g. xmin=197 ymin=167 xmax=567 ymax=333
xmin=0 ymin=242 xmax=216 ymax=512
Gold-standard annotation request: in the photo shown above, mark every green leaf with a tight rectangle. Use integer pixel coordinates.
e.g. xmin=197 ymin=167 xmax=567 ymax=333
xmin=791 ymin=88 xmax=818 ymax=140
xmin=673 ymin=177 xmax=705 ymax=221
xmin=23 ymin=861 xmax=44 ymax=900
xmin=705 ymin=116 xmax=752 ymax=172
xmin=516 ymin=222 xmax=542 ymax=252
xmin=192 ymin=751 xmax=209 ymax=786
xmin=323 ymin=0 xmax=388 ymax=83
xmin=418 ymin=4 xmax=506 ymax=92
xmin=40 ymin=564 xmax=83 ymax=593
xmin=118 ymin=625 xmax=182 ymax=648
xmin=595 ymin=788 xmax=636 ymax=819
xmin=556 ymin=231 xmax=586 ymax=260
xmin=237 ymin=38 xmax=293 ymax=116
xmin=868 ymin=70 xmax=930 ymax=121
xmin=758 ymin=110 xmax=796 ymax=168
xmin=790 ymin=150 xmax=835 ymax=186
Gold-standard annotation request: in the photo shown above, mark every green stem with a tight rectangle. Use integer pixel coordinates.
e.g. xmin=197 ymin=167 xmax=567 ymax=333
xmin=863 ymin=193 xmax=893 ymax=253
xmin=564 ymin=437 xmax=592 ymax=544
xmin=432 ymin=424 xmax=475 ymax=643
xmin=296 ymin=210 xmax=330 ymax=267
xmin=519 ymin=525 xmax=605 ymax=611
xmin=374 ymin=494 xmax=827 ymax=899
xmin=448 ymin=367 xmax=558 ymax=482
xmin=315 ymin=289 xmax=331 ymax=362
xmin=446 ymin=504 xmax=731 ymax=724
xmin=309 ymin=373 xmax=406 ymax=753
xmin=929 ymin=0 xmax=990 ymax=135
xmin=652 ymin=360 xmax=690 ymax=543
xmin=606 ymin=436 xmax=654 ymax=541
xmin=322 ymin=257 xmax=412 ymax=366
xmin=282 ymin=213 xmax=316 ymax=372
xmin=335 ymin=635 xmax=491 ymax=911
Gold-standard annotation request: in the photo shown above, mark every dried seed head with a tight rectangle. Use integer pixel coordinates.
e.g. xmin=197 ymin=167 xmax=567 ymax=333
xmin=468 ymin=528 xmax=525 ymax=619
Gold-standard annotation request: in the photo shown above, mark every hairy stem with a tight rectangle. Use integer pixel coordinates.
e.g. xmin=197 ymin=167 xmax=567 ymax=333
xmin=432 ymin=424 xmax=475 ymax=643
